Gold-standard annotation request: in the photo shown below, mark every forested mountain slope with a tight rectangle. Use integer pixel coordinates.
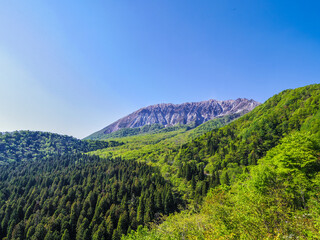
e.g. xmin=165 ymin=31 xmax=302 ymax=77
xmin=89 ymin=112 xmax=243 ymax=162
xmin=124 ymin=132 xmax=320 ymax=239
xmin=173 ymin=84 xmax=320 ymax=184
xmin=0 ymin=154 xmax=183 ymax=240
xmin=92 ymin=84 xmax=320 ymax=204
xmin=1 ymin=84 xmax=319 ymax=240
xmin=122 ymin=86 xmax=320 ymax=239
xmin=0 ymin=131 xmax=121 ymax=164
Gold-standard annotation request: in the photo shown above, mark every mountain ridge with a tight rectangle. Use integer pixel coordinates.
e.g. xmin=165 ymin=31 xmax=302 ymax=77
xmin=86 ymin=97 xmax=260 ymax=139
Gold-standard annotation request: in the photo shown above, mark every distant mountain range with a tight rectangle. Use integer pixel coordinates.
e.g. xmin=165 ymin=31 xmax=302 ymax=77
xmin=86 ymin=98 xmax=260 ymax=139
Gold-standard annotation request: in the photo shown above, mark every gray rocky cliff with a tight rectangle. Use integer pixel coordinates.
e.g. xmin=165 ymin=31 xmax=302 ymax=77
xmin=89 ymin=98 xmax=260 ymax=137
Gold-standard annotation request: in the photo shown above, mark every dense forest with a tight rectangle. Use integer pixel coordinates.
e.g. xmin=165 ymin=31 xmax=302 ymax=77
xmin=124 ymin=131 xmax=320 ymax=239
xmin=90 ymin=84 xmax=320 ymax=204
xmin=171 ymin=84 xmax=320 ymax=200
xmin=0 ymin=154 xmax=182 ymax=239
xmin=122 ymin=84 xmax=320 ymax=239
xmin=176 ymin=84 xmax=320 ymax=171
xmin=0 ymin=84 xmax=320 ymax=239
xmin=0 ymin=131 xmax=122 ymax=164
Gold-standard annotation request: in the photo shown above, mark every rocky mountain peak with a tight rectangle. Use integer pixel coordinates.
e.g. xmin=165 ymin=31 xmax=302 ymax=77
xmin=86 ymin=98 xmax=260 ymax=139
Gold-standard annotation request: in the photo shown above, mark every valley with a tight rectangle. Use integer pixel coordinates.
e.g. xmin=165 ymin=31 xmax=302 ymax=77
xmin=0 ymin=84 xmax=320 ymax=239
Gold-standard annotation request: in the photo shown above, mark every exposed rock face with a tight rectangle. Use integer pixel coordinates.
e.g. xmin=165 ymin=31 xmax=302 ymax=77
xmin=89 ymin=98 xmax=260 ymax=137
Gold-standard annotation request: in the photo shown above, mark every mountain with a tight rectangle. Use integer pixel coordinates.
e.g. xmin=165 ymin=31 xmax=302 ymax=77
xmin=0 ymin=84 xmax=320 ymax=240
xmin=88 ymin=112 xmax=250 ymax=165
xmin=124 ymin=83 xmax=320 ymax=239
xmin=86 ymin=98 xmax=260 ymax=139
xmin=173 ymin=84 xmax=320 ymax=182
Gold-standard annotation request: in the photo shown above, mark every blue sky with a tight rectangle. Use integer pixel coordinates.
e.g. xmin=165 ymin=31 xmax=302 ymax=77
xmin=0 ymin=1 xmax=319 ymax=138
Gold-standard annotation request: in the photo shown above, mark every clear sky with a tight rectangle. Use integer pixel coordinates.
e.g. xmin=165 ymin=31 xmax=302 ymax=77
xmin=0 ymin=1 xmax=319 ymax=138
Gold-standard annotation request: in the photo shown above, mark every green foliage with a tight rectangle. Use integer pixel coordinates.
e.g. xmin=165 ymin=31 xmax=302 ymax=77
xmin=91 ymin=84 xmax=320 ymax=204
xmin=0 ymin=131 xmax=122 ymax=164
xmin=2 ymin=84 xmax=320 ymax=240
xmin=124 ymin=131 xmax=320 ymax=239
xmin=0 ymin=154 xmax=182 ymax=239
xmin=85 ymin=123 xmax=196 ymax=140
xmin=88 ymin=113 xmax=243 ymax=201
xmin=172 ymin=84 xmax=320 ymax=196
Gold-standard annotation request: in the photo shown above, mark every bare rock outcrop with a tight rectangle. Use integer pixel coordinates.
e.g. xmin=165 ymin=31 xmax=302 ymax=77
xmin=87 ymin=98 xmax=260 ymax=138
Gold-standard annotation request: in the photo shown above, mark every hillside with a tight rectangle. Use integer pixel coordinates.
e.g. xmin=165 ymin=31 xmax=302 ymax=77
xmin=123 ymin=84 xmax=320 ymax=239
xmin=124 ymin=132 xmax=320 ymax=239
xmin=173 ymin=84 xmax=320 ymax=180
xmin=90 ymin=84 xmax=320 ymax=201
xmin=86 ymin=98 xmax=259 ymax=140
xmin=0 ymin=131 xmax=122 ymax=164
xmin=89 ymin=112 xmax=243 ymax=161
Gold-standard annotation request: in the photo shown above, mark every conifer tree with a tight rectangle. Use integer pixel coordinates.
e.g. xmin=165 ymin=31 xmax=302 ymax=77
xmin=105 ymin=215 xmax=114 ymax=239
xmin=164 ymin=191 xmax=174 ymax=214
xmin=61 ymin=229 xmax=71 ymax=240
xmin=136 ymin=196 xmax=144 ymax=224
